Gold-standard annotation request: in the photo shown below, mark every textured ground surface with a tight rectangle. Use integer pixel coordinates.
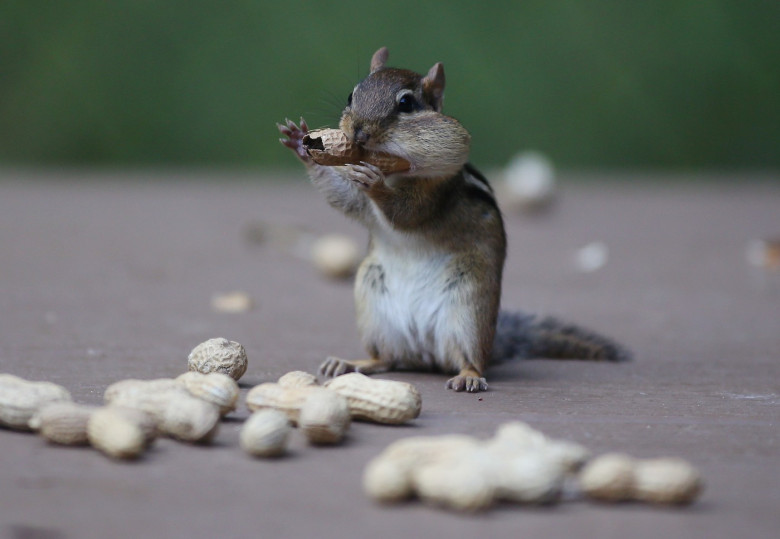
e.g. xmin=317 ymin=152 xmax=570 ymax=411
xmin=0 ymin=171 xmax=778 ymax=539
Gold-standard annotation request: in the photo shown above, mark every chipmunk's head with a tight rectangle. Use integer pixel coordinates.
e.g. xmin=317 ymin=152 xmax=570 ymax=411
xmin=339 ymin=47 xmax=470 ymax=178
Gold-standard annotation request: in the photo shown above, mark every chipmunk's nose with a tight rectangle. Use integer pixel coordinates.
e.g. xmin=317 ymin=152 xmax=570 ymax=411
xmin=353 ymin=125 xmax=370 ymax=146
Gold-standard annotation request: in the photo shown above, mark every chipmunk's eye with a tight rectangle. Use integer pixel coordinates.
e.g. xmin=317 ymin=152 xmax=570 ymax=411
xmin=347 ymin=92 xmax=353 ymax=106
xmin=397 ymin=93 xmax=417 ymax=113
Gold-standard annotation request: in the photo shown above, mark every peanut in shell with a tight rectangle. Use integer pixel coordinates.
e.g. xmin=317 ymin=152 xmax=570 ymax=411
xmin=303 ymin=129 xmax=411 ymax=173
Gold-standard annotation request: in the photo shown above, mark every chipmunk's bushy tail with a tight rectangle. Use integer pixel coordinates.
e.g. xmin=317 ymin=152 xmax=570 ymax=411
xmin=492 ymin=310 xmax=632 ymax=363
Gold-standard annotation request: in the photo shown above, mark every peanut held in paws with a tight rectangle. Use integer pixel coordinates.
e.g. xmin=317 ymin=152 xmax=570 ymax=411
xmin=302 ymin=129 xmax=411 ymax=174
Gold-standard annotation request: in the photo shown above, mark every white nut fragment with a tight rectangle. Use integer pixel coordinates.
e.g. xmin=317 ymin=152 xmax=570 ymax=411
xmin=87 ymin=407 xmax=156 ymax=460
xmin=0 ymin=374 xmax=72 ymax=431
xmin=298 ymin=390 xmax=351 ymax=445
xmin=245 ymin=383 xmax=328 ymax=424
xmin=188 ymin=338 xmax=248 ymax=381
xmin=277 ymin=371 xmax=318 ymax=388
xmin=324 ymin=373 xmax=421 ymax=425
xmin=211 ymin=291 xmax=254 ymax=313
xmin=311 ymin=234 xmax=360 ymax=279
xmin=240 ymin=409 xmax=292 ymax=458
xmin=176 ymin=371 xmax=240 ymax=416
xmin=578 ymin=453 xmax=704 ymax=505
xmin=633 ymin=458 xmax=703 ymax=505
xmin=30 ymin=402 xmax=98 ymax=446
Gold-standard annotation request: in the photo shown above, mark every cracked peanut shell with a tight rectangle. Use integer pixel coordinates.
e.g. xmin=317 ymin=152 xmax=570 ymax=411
xmin=303 ymin=129 xmax=411 ymax=173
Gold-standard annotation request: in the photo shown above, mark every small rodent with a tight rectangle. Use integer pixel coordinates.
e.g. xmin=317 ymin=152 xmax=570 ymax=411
xmin=279 ymin=47 xmax=630 ymax=392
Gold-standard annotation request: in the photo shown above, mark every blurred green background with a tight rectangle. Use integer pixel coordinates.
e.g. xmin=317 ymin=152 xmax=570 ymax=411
xmin=1 ymin=0 xmax=778 ymax=170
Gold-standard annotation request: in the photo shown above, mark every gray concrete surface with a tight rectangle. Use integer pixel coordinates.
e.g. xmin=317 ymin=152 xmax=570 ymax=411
xmin=0 ymin=171 xmax=778 ymax=539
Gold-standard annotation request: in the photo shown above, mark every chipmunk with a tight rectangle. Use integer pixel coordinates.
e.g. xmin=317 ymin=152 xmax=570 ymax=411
xmin=278 ymin=47 xmax=630 ymax=392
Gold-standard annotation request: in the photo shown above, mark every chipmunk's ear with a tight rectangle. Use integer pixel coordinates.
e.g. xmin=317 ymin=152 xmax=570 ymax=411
xmin=370 ymin=47 xmax=389 ymax=73
xmin=422 ymin=62 xmax=445 ymax=111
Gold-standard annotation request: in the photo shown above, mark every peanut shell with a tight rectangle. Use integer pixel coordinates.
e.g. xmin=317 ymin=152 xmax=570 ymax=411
xmin=488 ymin=450 xmax=564 ymax=504
xmin=578 ymin=453 xmax=636 ymax=502
xmin=632 ymin=457 xmax=703 ymax=505
xmin=277 ymin=371 xmax=318 ymax=388
xmin=486 ymin=421 xmax=590 ymax=472
xmin=298 ymin=390 xmax=351 ymax=445
xmin=104 ymin=378 xmax=220 ymax=442
xmin=31 ymin=402 xmax=98 ymax=446
xmin=413 ymin=458 xmax=495 ymax=512
xmin=160 ymin=395 xmax=220 ymax=444
xmin=324 ymin=372 xmax=421 ymax=425
xmin=176 ymin=371 xmax=240 ymax=416
xmin=87 ymin=406 xmax=156 ymax=460
xmin=240 ymin=409 xmax=291 ymax=458
xmin=303 ymin=128 xmax=411 ymax=173
xmin=0 ymin=374 xmax=72 ymax=430
xmin=245 ymin=383 xmax=329 ymax=424
xmin=310 ymin=234 xmax=360 ymax=279
xmin=104 ymin=380 xmax=191 ymax=422
xmin=363 ymin=458 xmax=414 ymax=503
xmin=188 ymin=338 xmax=248 ymax=381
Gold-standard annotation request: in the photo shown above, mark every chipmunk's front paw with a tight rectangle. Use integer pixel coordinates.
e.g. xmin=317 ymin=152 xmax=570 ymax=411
xmin=277 ymin=117 xmax=311 ymax=162
xmin=319 ymin=356 xmax=357 ymax=378
xmin=344 ymin=162 xmax=385 ymax=190
xmin=446 ymin=375 xmax=488 ymax=393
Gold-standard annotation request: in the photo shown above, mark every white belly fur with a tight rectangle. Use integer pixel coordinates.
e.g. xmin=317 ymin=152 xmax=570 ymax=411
xmin=355 ymin=232 xmax=476 ymax=373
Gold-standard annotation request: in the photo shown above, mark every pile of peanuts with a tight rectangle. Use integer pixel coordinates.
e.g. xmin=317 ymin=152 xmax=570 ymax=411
xmin=0 ymin=337 xmax=421 ymax=461
xmin=0 ymin=336 xmax=703 ymax=511
xmin=363 ymin=422 xmax=703 ymax=511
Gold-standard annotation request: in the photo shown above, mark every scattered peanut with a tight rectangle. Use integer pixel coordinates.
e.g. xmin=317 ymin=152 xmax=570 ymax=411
xmin=245 ymin=383 xmax=328 ymax=424
xmin=488 ymin=450 xmax=565 ymax=504
xmin=87 ymin=406 xmax=157 ymax=460
xmin=277 ymin=371 xmax=318 ymax=388
xmin=486 ymin=421 xmax=590 ymax=472
xmin=188 ymin=338 xmax=248 ymax=381
xmin=104 ymin=379 xmax=220 ymax=443
xmin=0 ymin=374 xmax=72 ymax=431
xmin=363 ymin=423 xmax=594 ymax=511
xmin=324 ymin=372 xmax=421 ymax=425
xmin=633 ymin=457 xmax=703 ymax=505
xmin=176 ymin=371 xmax=240 ymax=416
xmin=414 ymin=456 xmax=496 ymax=512
xmin=577 ymin=452 xmax=636 ymax=502
xmin=310 ymin=234 xmax=360 ymax=279
xmin=578 ymin=453 xmax=703 ymax=505
xmin=500 ymin=151 xmax=556 ymax=214
xmin=29 ymin=402 xmax=97 ymax=446
xmin=298 ymin=390 xmax=351 ymax=445
xmin=240 ymin=409 xmax=292 ymax=458
xmin=104 ymin=379 xmax=190 ymax=421
xmin=211 ymin=291 xmax=254 ymax=313
xmin=160 ymin=395 xmax=220 ymax=444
